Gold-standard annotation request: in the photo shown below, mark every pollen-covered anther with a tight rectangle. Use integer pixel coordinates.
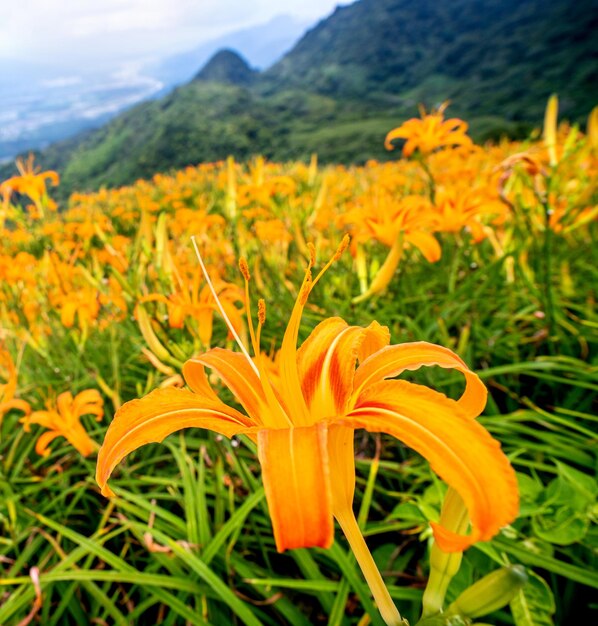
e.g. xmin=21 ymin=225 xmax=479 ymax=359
xmin=307 ymin=243 xmax=316 ymax=267
xmin=334 ymin=234 xmax=350 ymax=261
xmin=258 ymin=299 xmax=266 ymax=325
xmin=300 ymin=272 xmax=312 ymax=305
xmin=239 ymin=258 xmax=251 ymax=281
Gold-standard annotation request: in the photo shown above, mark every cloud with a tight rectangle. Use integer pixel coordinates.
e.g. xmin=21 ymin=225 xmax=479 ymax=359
xmin=1 ymin=0 xmax=345 ymax=65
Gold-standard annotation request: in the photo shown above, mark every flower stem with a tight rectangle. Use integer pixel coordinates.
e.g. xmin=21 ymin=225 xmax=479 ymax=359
xmin=335 ymin=508 xmax=407 ymax=626
xmin=541 ymin=178 xmax=555 ymax=353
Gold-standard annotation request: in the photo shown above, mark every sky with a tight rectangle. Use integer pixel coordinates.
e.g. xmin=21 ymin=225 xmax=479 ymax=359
xmin=1 ymin=0 xmax=345 ymax=68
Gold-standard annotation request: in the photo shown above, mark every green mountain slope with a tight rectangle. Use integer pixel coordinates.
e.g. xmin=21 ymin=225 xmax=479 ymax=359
xmin=194 ymin=49 xmax=257 ymax=85
xmin=265 ymin=0 xmax=597 ymax=121
xmin=3 ymin=0 xmax=596 ymax=195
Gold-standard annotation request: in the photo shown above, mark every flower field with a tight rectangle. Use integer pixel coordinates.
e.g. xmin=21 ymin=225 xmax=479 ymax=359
xmin=0 ymin=102 xmax=596 ymax=625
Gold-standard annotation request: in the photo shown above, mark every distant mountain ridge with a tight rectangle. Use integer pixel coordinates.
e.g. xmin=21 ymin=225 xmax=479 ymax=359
xmin=194 ymin=50 xmax=257 ymax=86
xmin=3 ymin=0 xmax=596 ymax=196
xmin=149 ymin=14 xmax=312 ymax=86
xmin=0 ymin=14 xmax=310 ymax=162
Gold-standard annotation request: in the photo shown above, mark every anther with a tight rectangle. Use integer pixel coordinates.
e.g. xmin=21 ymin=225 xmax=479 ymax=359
xmin=258 ymin=299 xmax=266 ymax=325
xmin=333 ymin=234 xmax=350 ymax=260
xmin=239 ymin=258 xmax=251 ymax=281
xmin=299 ymin=272 xmax=312 ymax=305
xmin=307 ymin=243 xmax=316 ymax=267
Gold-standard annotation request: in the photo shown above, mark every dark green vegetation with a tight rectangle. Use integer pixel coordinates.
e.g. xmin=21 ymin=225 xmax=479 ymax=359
xmin=2 ymin=0 xmax=596 ymax=196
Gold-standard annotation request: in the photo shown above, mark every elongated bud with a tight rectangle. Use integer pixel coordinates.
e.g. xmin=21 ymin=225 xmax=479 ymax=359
xmin=445 ymin=565 xmax=527 ymax=619
xmin=136 ymin=305 xmax=172 ymax=363
xmin=543 ymin=94 xmax=558 ymax=167
xmin=239 ymin=258 xmax=250 ymax=281
xmin=421 ymin=488 xmax=469 ymax=617
xmin=352 ymin=231 xmax=403 ymax=304
xmin=226 ymin=155 xmax=237 ymax=220
xmin=588 ymin=105 xmax=598 ymax=148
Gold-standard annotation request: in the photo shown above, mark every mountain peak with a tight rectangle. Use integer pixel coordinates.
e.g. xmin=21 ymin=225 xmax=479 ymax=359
xmin=194 ymin=49 xmax=257 ymax=86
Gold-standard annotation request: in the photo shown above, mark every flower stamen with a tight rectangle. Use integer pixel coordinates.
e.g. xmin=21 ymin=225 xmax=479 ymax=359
xmin=191 ymin=236 xmax=259 ymax=377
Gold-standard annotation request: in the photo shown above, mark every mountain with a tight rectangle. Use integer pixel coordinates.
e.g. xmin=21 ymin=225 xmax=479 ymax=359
xmin=0 ymin=14 xmax=311 ymax=163
xmin=194 ymin=50 xmax=257 ymax=86
xmin=149 ymin=15 xmax=312 ymax=86
xmin=3 ymin=0 xmax=596 ymax=196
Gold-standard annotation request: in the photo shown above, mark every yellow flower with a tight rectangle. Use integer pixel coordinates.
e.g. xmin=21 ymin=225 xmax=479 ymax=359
xmin=22 ymin=390 xmax=103 ymax=457
xmin=0 ymin=348 xmax=30 ymax=426
xmin=97 ymin=237 xmax=518 ymax=625
xmin=385 ymin=103 xmax=473 ymax=157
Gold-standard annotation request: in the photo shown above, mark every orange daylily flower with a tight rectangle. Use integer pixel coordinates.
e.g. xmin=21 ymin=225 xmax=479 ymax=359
xmin=0 ymin=154 xmax=59 ymax=217
xmin=0 ymin=348 xmax=31 ymax=425
xmin=433 ymin=187 xmax=506 ymax=242
xmin=385 ymin=103 xmax=473 ymax=157
xmin=22 ymin=389 xmax=103 ymax=457
xmin=139 ymin=268 xmax=244 ymax=347
xmin=97 ymin=237 xmax=517 ymax=625
xmin=343 ymin=194 xmax=441 ymax=301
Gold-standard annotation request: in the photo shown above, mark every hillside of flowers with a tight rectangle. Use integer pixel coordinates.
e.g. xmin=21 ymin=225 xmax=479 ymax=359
xmin=0 ymin=101 xmax=596 ymax=625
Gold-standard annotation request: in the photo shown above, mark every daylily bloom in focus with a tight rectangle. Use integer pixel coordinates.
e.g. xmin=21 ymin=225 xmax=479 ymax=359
xmin=97 ymin=237 xmax=518 ymax=626
xmin=385 ymin=103 xmax=473 ymax=157
xmin=22 ymin=389 xmax=103 ymax=457
xmin=0 ymin=348 xmax=30 ymax=426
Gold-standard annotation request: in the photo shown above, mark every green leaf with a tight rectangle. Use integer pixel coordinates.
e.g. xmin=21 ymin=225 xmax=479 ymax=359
xmin=532 ymin=506 xmax=588 ymax=545
xmin=516 ymin=472 xmax=544 ymax=517
xmin=510 ymin=571 xmax=555 ymax=626
xmin=555 ymin=461 xmax=597 ymax=504
xmin=492 ymin=537 xmax=598 ymax=588
xmin=391 ymin=502 xmax=428 ymax=522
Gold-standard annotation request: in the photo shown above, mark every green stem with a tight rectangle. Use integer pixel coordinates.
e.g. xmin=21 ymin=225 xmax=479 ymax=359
xmin=420 ymin=488 xmax=468 ymax=618
xmin=541 ymin=177 xmax=556 ymax=352
xmin=417 ymin=155 xmax=436 ymax=204
xmin=335 ymin=508 xmax=407 ymax=626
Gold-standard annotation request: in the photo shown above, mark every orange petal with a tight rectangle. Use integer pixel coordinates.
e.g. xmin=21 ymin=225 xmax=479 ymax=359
xmin=258 ymin=423 xmax=334 ymax=551
xmin=346 ymin=380 xmax=518 ymax=552
xmin=96 ymin=387 xmax=253 ymax=496
xmin=328 ymin=423 xmax=356 ymax=512
xmin=357 ymin=321 xmax=390 ymax=362
xmin=72 ymin=389 xmax=103 ymax=419
xmin=0 ymin=398 xmax=31 ymax=420
xmin=64 ymin=421 xmax=98 ymax=457
xmin=298 ymin=318 xmax=390 ymax=418
xmin=35 ymin=431 xmax=61 ymax=457
xmin=405 ymin=231 xmax=442 ymax=263
xmin=195 ymin=348 xmax=269 ymax=424
xmin=384 ymin=126 xmax=411 ymax=150
xmin=353 ymin=342 xmax=487 ymax=419
xmin=182 ymin=359 xmax=221 ymax=401
xmin=56 ymin=391 xmax=74 ymax=418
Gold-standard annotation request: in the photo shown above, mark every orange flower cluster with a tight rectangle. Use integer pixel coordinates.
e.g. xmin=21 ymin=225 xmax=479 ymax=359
xmin=0 ymin=101 xmax=594 ymax=464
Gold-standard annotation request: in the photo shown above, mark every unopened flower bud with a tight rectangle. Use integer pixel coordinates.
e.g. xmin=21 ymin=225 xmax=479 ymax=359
xmin=445 ymin=565 xmax=527 ymax=619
